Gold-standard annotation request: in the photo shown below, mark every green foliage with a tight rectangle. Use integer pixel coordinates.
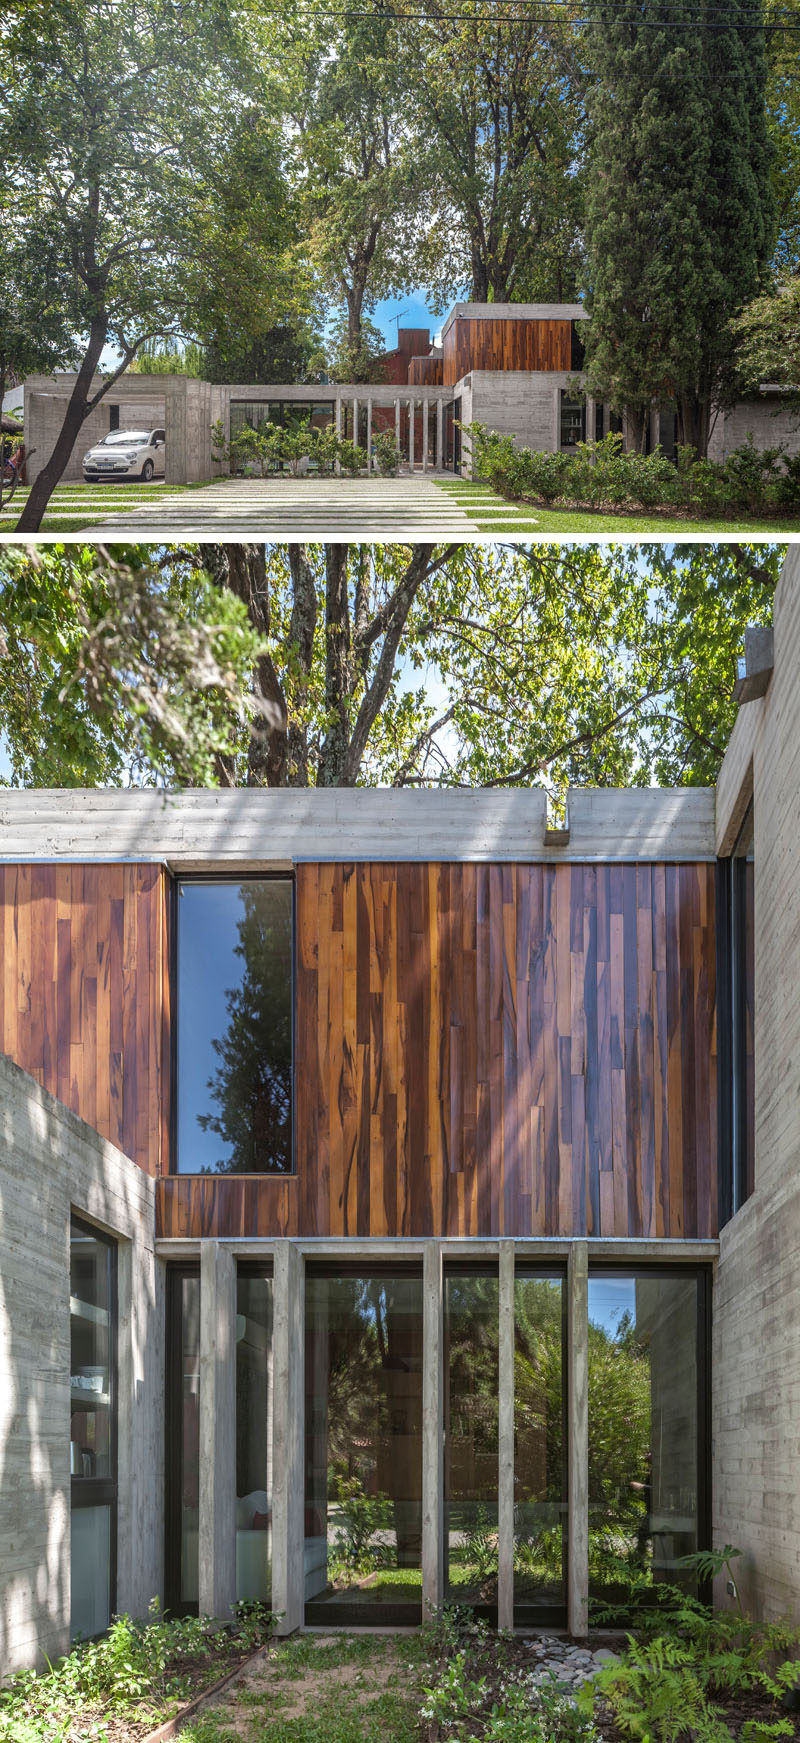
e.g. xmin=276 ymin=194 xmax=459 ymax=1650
xmin=467 ymin=422 xmax=799 ymax=520
xmin=338 ymin=439 xmax=369 ymax=476
xmin=421 ymin=1611 xmax=600 ymax=1743
xmin=332 ymin=1477 xmax=393 ymax=1571
xmin=732 ymin=279 xmax=800 ymax=412
xmin=327 ymin=316 xmax=389 ymax=386
xmin=0 ymin=1600 xmax=275 ymax=1742
xmin=129 ymin=339 xmax=205 ymax=377
xmin=371 ymin=430 xmax=401 ymax=476
xmin=0 ymin=544 xmax=267 ymax=787
xmin=582 ymin=0 xmax=775 ymax=455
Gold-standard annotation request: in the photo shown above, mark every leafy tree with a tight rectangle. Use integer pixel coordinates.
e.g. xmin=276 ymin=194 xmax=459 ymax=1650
xmin=0 ymin=230 xmax=76 ymax=510
xmin=583 ymin=0 xmax=775 ymax=455
xmin=326 ymin=314 xmax=388 ymax=386
xmin=764 ymin=0 xmax=800 ymax=275
xmin=288 ymin=9 xmax=420 ymax=348
xmin=731 ymin=278 xmax=800 ymax=414
xmin=128 ymin=340 xmax=205 ymax=378
xmin=0 ymin=544 xmax=267 ymax=786
xmin=0 ymin=542 xmax=782 ymax=798
xmin=398 ymin=0 xmax=586 ymax=307
xmin=202 ymin=323 xmax=325 ymax=388
xmin=198 ymin=881 xmax=292 ymax=1173
xmin=1 ymin=0 xmax=274 ymax=532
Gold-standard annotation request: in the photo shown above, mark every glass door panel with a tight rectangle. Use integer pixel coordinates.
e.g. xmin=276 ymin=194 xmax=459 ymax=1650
xmin=444 ymin=1267 xmax=499 ymax=1614
xmin=514 ymin=1269 xmax=567 ymax=1624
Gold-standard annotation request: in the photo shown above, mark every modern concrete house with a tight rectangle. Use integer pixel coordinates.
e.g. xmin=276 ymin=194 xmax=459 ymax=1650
xmin=0 ymin=549 xmax=797 ymax=1680
xmin=21 ymin=304 xmax=800 ymax=485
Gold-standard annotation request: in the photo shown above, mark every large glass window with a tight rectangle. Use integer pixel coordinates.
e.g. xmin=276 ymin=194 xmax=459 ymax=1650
xmin=444 ymin=1266 xmax=499 ymax=1614
xmin=165 ymin=1268 xmax=201 ymax=1611
xmin=514 ymin=1269 xmax=567 ymax=1624
xmin=588 ymin=1269 xmax=708 ymax=1621
xmin=304 ymin=1267 xmax=423 ymax=1624
xmin=175 ymin=877 xmax=293 ymax=1175
xmin=237 ymin=1268 xmax=273 ymax=1605
xmin=560 ymin=391 xmax=586 ymax=449
xmin=70 ymin=1216 xmax=116 ymax=1640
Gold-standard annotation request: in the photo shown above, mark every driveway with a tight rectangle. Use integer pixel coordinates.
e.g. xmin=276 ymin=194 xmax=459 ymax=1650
xmin=80 ymin=475 xmax=501 ymax=539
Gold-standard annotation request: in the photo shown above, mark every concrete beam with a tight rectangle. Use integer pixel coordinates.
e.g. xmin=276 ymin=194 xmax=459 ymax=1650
xmin=568 ymin=1241 xmax=589 ymax=1637
xmin=497 ymin=1241 xmax=515 ymax=1630
xmin=198 ymin=1243 xmax=237 ymax=1619
xmin=272 ymin=1241 xmax=304 ymax=1634
xmin=422 ymin=1240 xmax=444 ymax=1620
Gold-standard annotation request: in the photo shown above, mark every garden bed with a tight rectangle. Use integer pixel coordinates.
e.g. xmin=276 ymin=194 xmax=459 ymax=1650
xmin=0 ymin=1605 xmax=274 ymax=1743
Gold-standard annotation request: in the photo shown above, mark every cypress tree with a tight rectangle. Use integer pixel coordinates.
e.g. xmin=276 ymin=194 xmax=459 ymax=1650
xmin=583 ymin=0 xmax=775 ymax=455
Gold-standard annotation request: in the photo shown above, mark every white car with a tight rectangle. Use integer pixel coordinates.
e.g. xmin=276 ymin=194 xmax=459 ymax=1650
xmin=82 ymin=428 xmax=166 ymax=482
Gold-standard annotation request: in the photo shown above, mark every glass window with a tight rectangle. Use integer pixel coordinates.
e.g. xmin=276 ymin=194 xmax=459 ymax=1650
xmin=304 ymin=1268 xmax=423 ymax=1624
xmin=588 ymin=1270 xmax=707 ymax=1622
xmin=560 ymin=392 xmax=586 ymax=449
xmin=70 ymin=1216 xmax=116 ymax=1640
xmin=237 ymin=1268 xmax=274 ymax=1605
xmin=166 ymin=1269 xmax=201 ymax=1610
xmin=175 ymin=878 xmax=293 ymax=1175
xmin=514 ymin=1269 xmax=567 ymax=1624
xmin=444 ymin=1266 xmax=499 ymax=1613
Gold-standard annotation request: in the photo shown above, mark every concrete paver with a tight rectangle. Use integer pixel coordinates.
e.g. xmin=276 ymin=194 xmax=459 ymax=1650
xmin=81 ymin=477 xmax=492 ymax=538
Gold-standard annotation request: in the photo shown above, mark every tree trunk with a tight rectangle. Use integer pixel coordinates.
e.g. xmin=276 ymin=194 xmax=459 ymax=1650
xmin=286 ymin=544 xmax=318 ymax=786
xmin=15 ymin=320 xmax=108 ymax=533
xmin=205 ymin=544 xmax=289 ymax=786
xmin=676 ymin=394 xmax=711 ymax=459
xmin=318 ymin=544 xmax=353 ymax=786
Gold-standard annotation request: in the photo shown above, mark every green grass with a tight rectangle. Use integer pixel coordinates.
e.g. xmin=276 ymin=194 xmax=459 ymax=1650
xmin=0 ymin=479 xmax=210 ymax=534
xmin=183 ymin=1631 xmax=426 ymax=1743
xmin=437 ymin=478 xmax=800 ymax=534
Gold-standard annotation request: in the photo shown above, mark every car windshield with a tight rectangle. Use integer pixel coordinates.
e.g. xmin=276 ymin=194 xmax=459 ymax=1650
xmin=99 ymin=431 xmax=150 ymax=446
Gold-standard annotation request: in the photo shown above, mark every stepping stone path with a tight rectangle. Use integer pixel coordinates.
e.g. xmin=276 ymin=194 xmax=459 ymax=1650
xmin=519 ymin=1638 xmax=619 ymax=1690
xmin=80 ymin=476 xmax=492 ymax=538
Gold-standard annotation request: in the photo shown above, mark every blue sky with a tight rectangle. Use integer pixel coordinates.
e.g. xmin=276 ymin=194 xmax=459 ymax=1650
xmin=371 ymin=293 xmax=444 ymax=349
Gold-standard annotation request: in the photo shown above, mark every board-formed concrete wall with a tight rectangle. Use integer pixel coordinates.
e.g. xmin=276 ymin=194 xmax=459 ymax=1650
xmin=712 ymin=548 xmax=800 ymax=1619
xmin=26 ymin=390 xmax=166 ymax=484
xmin=0 ymin=1054 xmax=164 ymax=1676
xmin=708 ymin=399 xmax=800 ymax=464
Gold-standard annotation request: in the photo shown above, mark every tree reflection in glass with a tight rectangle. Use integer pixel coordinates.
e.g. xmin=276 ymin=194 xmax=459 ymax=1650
xmin=177 ymin=879 xmax=292 ymax=1174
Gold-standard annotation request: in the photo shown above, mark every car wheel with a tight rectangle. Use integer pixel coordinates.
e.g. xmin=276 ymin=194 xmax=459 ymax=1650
xmin=141 ymin=459 xmax=154 ymax=482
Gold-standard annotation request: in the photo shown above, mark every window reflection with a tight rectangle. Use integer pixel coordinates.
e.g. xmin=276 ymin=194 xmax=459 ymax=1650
xmin=514 ymin=1271 xmax=567 ymax=1622
xmin=176 ymin=878 xmax=292 ymax=1175
xmin=304 ymin=1269 xmax=423 ymax=1623
xmin=444 ymin=1268 xmax=499 ymax=1612
xmin=69 ymin=1217 xmax=116 ymax=1640
xmin=588 ymin=1272 xmax=703 ymax=1621
xmin=237 ymin=1270 xmax=273 ymax=1605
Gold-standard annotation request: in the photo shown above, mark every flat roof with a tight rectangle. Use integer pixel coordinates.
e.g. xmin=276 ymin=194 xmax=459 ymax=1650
xmin=0 ymin=788 xmax=715 ymax=867
xmin=441 ymin=302 xmax=587 ymax=339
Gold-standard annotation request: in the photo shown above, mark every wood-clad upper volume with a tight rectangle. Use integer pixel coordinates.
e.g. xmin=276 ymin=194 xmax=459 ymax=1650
xmin=442 ymin=318 xmax=573 ymax=386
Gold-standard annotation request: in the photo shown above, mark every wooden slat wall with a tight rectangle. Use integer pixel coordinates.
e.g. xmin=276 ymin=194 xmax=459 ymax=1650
xmin=0 ymin=863 xmax=168 ymax=1175
xmin=157 ymin=861 xmax=717 ymax=1240
xmin=442 ymin=318 xmax=573 ymax=386
xmin=408 ymin=355 xmax=443 ymax=386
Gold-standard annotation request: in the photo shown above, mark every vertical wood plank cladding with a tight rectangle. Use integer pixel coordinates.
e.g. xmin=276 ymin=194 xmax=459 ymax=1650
xmin=0 ymin=862 xmax=167 ymax=1175
xmin=408 ymin=356 xmax=443 ymax=386
xmin=157 ymin=860 xmax=718 ymax=1240
xmin=442 ymin=318 xmax=573 ymax=386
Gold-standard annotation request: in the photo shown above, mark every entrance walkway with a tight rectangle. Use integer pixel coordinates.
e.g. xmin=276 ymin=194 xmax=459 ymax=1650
xmin=82 ymin=476 xmax=486 ymax=538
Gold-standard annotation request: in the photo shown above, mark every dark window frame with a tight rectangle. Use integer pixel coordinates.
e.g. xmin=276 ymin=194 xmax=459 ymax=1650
xmin=164 ymin=1262 xmax=201 ymax=1616
xmin=513 ymin=1262 xmax=568 ymax=1629
xmin=169 ymin=870 xmax=296 ymax=1178
xmin=560 ymin=389 xmax=586 ymax=450
xmin=717 ymin=803 xmax=755 ymax=1225
xmin=587 ymin=1261 xmax=712 ymax=1607
xmin=70 ymin=1212 xmax=118 ymax=1634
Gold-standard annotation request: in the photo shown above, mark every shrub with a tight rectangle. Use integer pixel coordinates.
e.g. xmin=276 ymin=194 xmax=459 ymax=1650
xmin=372 ymin=429 xmax=401 ymax=476
xmin=310 ymin=422 xmax=340 ymax=476
xmin=338 ymin=438 xmax=368 ymax=476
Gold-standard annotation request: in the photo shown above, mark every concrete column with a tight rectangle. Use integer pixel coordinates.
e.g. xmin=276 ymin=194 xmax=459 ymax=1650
xmin=353 ymin=397 xmax=359 ymax=455
xmin=436 ymin=400 xmax=443 ymax=470
xmin=272 ymin=1242 xmax=305 ymax=1634
xmin=422 ymin=399 xmax=429 ymax=472
xmin=568 ymin=1241 xmax=589 ymax=1637
xmin=408 ymin=399 xmax=415 ymax=469
xmin=497 ymin=1241 xmax=515 ymax=1630
xmin=199 ymin=1242 xmax=237 ymax=1619
xmin=366 ymin=398 xmax=373 ymax=469
xmin=335 ymin=397 xmax=342 ymax=476
xmin=395 ymin=397 xmax=401 ymax=461
xmin=586 ymin=397 xmax=597 ymax=446
xmin=422 ymin=1240 xmax=444 ymax=1621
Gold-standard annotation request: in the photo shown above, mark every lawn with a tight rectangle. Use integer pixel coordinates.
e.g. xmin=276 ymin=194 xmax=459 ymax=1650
xmin=437 ymin=480 xmax=800 ymax=535
xmin=0 ymin=480 xmax=216 ymax=535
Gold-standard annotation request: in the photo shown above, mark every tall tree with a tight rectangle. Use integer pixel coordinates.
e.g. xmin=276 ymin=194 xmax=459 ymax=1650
xmin=398 ymin=0 xmax=585 ymax=308
xmin=0 ymin=542 xmax=782 ymax=798
xmin=288 ymin=10 xmax=419 ymax=347
xmin=2 ymin=0 xmax=280 ymax=532
xmin=764 ymin=0 xmax=800 ymax=275
xmin=583 ymin=0 xmax=775 ymax=455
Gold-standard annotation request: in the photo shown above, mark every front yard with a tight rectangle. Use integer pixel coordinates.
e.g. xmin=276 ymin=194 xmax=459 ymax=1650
xmin=0 ymin=482 xmax=215 ymax=535
xmin=436 ymin=481 xmax=800 ymax=535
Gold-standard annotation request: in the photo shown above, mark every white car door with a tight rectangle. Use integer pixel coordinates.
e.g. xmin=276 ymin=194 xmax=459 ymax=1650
xmin=152 ymin=430 xmax=166 ymax=477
